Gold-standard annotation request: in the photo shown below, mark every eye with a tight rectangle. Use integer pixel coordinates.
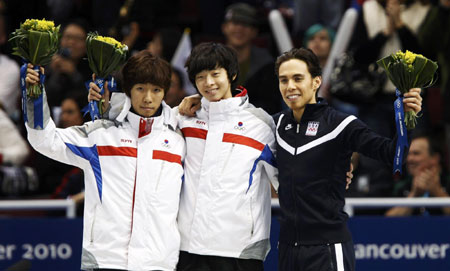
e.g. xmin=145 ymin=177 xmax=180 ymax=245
xmin=196 ymin=75 xmax=204 ymax=80
xmin=280 ymin=78 xmax=288 ymax=84
xmin=294 ymin=76 xmax=303 ymax=82
xmin=213 ymin=72 xmax=220 ymax=76
xmin=153 ymin=88 xmax=162 ymax=93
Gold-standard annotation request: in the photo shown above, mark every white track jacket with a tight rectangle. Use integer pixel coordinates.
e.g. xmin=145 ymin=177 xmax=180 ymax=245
xmin=177 ymin=95 xmax=278 ymax=260
xmin=25 ymin=92 xmax=185 ymax=270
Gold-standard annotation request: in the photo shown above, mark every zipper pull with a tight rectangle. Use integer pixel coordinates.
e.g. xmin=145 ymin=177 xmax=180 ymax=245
xmin=296 ymin=124 xmax=300 ymax=134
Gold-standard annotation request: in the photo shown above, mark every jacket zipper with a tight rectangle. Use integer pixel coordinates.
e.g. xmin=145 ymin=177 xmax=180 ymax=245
xmin=90 ymin=204 xmax=98 ymax=243
xmin=221 ymin=143 xmax=235 ymax=175
xmin=250 ymin=196 xmax=254 ymax=236
xmin=155 ymin=162 xmax=165 ymax=191
xmin=328 ymin=244 xmax=335 ymax=270
xmin=292 ymin=122 xmax=301 ymax=244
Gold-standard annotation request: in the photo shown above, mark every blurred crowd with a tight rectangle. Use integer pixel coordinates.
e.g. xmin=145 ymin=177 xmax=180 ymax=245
xmin=0 ymin=0 xmax=449 ymax=216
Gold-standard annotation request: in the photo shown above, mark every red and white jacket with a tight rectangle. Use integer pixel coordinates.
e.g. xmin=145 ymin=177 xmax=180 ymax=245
xmin=177 ymin=94 xmax=278 ymax=260
xmin=25 ymin=93 xmax=185 ymax=270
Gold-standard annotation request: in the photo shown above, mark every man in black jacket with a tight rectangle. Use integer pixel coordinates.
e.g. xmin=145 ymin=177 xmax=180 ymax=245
xmin=273 ymin=48 xmax=422 ymax=271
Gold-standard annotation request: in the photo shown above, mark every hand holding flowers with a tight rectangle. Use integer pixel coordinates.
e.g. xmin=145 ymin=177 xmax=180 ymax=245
xmin=377 ymin=50 xmax=438 ymax=129
xmin=86 ymin=33 xmax=127 ymax=120
xmin=9 ymin=19 xmax=60 ymax=98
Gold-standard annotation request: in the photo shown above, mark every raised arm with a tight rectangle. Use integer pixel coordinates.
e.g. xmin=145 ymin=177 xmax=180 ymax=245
xmin=25 ymin=64 xmax=92 ymax=169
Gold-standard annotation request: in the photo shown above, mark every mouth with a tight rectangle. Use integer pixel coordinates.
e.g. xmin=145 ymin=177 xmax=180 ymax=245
xmin=141 ymin=107 xmax=155 ymax=111
xmin=205 ymin=89 xmax=219 ymax=95
xmin=286 ymin=94 xmax=300 ymax=101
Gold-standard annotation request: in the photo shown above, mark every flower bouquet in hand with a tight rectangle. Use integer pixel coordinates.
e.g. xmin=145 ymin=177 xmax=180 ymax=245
xmin=86 ymin=32 xmax=128 ymax=120
xmin=377 ymin=50 xmax=438 ymax=129
xmin=9 ymin=19 xmax=60 ymax=98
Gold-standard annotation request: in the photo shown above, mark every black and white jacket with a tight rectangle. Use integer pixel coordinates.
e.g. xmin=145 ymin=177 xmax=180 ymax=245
xmin=273 ymin=99 xmax=401 ymax=245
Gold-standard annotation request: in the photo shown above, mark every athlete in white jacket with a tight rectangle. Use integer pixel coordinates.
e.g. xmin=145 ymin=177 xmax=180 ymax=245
xmin=24 ymin=51 xmax=185 ymax=271
xmin=177 ymin=43 xmax=278 ymax=271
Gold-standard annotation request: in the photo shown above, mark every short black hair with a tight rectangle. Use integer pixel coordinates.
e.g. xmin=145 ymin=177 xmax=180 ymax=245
xmin=185 ymin=42 xmax=239 ymax=92
xmin=275 ymin=47 xmax=322 ymax=78
xmin=121 ymin=50 xmax=172 ymax=97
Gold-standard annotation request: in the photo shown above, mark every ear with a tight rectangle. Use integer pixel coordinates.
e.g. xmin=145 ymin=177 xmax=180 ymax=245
xmin=313 ymin=76 xmax=322 ymax=91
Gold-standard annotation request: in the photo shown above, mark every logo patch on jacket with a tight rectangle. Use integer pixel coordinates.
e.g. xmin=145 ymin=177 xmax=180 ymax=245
xmin=234 ymin=121 xmax=245 ymax=131
xmin=285 ymin=124 xmax=293 ymax=131
xmin=305 ymin=121 xmax=319 ymax=136
xmin=162 ymin=139 xmax=170 ymax=148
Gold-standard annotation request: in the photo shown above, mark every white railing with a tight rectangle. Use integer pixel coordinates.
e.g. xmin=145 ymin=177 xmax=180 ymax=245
xmin=271 ymin=198 xmax=450 ymax=216
xmin=2 ymin=198 xmax=450 ymax=219
xmin=0 ymin=199 xmax=76 ymax=218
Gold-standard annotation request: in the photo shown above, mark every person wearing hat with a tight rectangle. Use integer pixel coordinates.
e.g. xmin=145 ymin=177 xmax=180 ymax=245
xmin=303 ymin=24 xmax=336 ymax=68
xmin=222 ymin=2 xmax=283 ymax=115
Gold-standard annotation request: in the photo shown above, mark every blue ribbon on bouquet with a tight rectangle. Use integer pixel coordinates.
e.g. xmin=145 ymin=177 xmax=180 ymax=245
xmin=393 ymin=88 xmax=408 ymax=175
xmin=20 ymin=62 xmax=45 ymax=129
xmin=83 ymin=76 xmax=117 ymax=121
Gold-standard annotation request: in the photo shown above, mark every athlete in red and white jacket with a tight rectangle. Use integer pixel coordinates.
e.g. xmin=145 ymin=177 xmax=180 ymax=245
xmin=177 ymin=93 xmax=277 ymax=261
xmin=24 ymin=52 xmax=185 ymax=271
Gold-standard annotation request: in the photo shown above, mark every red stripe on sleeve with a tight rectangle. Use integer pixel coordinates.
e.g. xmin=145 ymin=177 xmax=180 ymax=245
xmin=153 ymin=150 xmax=182 ymax=165
xmin=181 ymin=127 xmax=208 ymax=139
xmin=97 ymin=146 xmax=137 ymax=157
xmin=222 ymin=133 xmax=265 ymax=151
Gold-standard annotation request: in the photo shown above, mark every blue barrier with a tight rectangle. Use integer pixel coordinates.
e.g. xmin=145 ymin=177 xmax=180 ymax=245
xmin=1 ymin=217 xmax=449 ymax=270
xmin=0 ymin=218 xmax=82 ymax=271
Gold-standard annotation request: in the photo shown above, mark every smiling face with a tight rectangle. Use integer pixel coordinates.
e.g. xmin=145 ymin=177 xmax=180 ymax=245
xmin=278 ymin=59 xmax=321 ymax=120
xmin=60 ymin=24 xmax=87 ymax=60
xmin=406 ymin=137 xmax=439 ymax=176
xmin=130 ymin=83 xmax=164 ymax=117
xmin=195 ymin=67 xmax=232 ymax=102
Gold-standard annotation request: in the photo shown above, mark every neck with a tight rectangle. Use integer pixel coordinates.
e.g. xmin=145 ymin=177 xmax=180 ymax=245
xmin=292 ymin=107 xmax=305 ymax=123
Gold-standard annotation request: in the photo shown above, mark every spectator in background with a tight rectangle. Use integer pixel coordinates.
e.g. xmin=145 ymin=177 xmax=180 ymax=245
xmin=291 ymin=0 xmax=344 ymax=40
xmin=222 ymin=2 xmax=283 ymax=114
xmin=386 ymin=132 xmax=450 ymax=216
xmin=0 ymin=108 xmax=36 ymax=198
xmin=58 ymin=92 xmax=88 ymax=128
xmin=303 ymin=23 xmax=335 ymax=68
xmin=146 ymin=27 xmax=182 ymax=62
xmin=164 ymin=67 xmax=187 ymax=107
xmin=45 ymin=19 xmax=91 ymax=108
xmin=417 ymin=0 xmax=450 ymax=169
xmin=0 ymin=108 xmax=29 ymax=166
xmin=351 ymin=0 xmax=430 ymax=137
xmin=0 ymin=14 xmax=20 ymax=119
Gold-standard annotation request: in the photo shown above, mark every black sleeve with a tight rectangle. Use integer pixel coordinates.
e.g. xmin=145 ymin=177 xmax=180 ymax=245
xmin=344 ymin=118 xmax=400 ymax=167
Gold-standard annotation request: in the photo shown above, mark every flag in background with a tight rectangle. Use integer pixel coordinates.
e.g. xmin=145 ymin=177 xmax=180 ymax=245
xmin=171 ymin=28 xmax=196 ymax=95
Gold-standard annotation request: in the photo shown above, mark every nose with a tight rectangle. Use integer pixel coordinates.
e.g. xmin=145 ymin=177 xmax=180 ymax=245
xmin=287 ymin=79 xmax=296 ymax=91
xmin=206 ymin=74 xmax=214 ymax=86
xmin=143 ymin=90 xmax=153 ymax=103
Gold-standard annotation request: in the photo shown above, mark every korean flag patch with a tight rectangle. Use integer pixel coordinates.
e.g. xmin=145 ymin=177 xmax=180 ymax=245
xmin=305 ymin=121 xmax=319 ymax=136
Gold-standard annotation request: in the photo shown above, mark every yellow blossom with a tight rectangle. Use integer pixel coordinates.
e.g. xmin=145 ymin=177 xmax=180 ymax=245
xmin=22 ymin=19 xmax=55 ymax=32
xmin=95 ymin=35 xmax=125 ymax=49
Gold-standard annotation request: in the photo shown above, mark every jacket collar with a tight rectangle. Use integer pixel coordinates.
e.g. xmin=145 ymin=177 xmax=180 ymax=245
xmin=284 ymin=98 xmax=328 ymax=123
xmin=112 ymin=93 xmax=177 ymax=132
xmin=197 ymin=93 xmax=249 ymax=118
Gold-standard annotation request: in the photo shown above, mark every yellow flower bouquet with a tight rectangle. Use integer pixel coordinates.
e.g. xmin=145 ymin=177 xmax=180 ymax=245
xmin=86 ymin=32 xmax=128 ymax=119
xmin=377 ymin=50 xmax=438 ymax=129
xmin=9 ymin=19 xmax=60 ymax=98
